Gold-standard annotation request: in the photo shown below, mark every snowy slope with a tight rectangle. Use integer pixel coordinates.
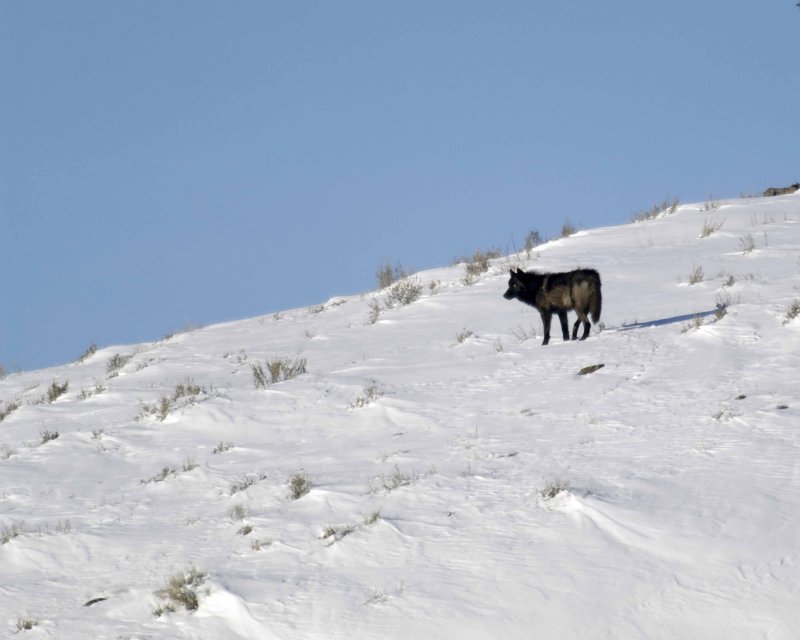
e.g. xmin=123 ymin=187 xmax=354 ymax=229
xmin=2 ymin=194 xmax=799 ymax=639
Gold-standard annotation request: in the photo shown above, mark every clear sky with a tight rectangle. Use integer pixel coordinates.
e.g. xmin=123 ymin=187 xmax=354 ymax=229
xmin=2 ymin=1 xmax=798 ymax=371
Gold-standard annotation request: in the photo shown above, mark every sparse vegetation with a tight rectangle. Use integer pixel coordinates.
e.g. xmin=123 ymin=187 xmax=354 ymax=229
xmin=739 ymin=233 xmax=756 ymax=254
xmin=366 ymin=298 xmax=382 ymax=325
xmin=141 ymin=466 xmax=177 ymax=484
xmin=288 ymin=471 xmax=312 ymax=500
xmin=376 ymin=262 xmax=409 ymax=289
xmin=699 ymin=218 xmax=724 ymax=238
xmin=688 ymin=264 xmax=704 ymax=285
xmin=230 ymin=474 xmax=260 ymax=494
xmin=47 ymin=380 xmax=69 ymax=403
xmin=523 ymin=229 xmax=544 ymax=257
xmin=784 ymin=299 xmax=800 ymax=324
xmin=212 ymin=441 xmax=234 ymax=454
xmin=79 ymin=383 xmax=106 ymax=400
xmin=1 ymin=444 xmax=17 ymax=460
xmin=385 ymin=277 xmax=424 ymax=307
xmin=630 ymin=196 xmax=680 ymax=222
xmin=1 ymin=521 xmax=24 ymax=544
xmin=153 ymin=566 xmax=207 ymax=616
xmin=560 ymin=219 xmax=578 ymax=238
xmin=456 ymin=329 xmax=474 ymax=344
xmin=368 ymin=465 xmax=418 ymax=494
xmin=40 ymin=429 xmax=59 ymax=444
xmin=539 ymin=480 xmax=570 ymax=500
xmin=251 ymin=538 xmax=272 ymax=551
xmin=0 ymin=400 xmax=20 ymax=422
xmin=712 ymin=406 xmax=735 ymax=422
xmin=229 ymin=505 xmax=247 ymax=521
xmin=351 ymin=384 xmax=382 ymax=408
xmin=458 ymin=248 xmax=501 ymax=285
xmin=364 ymin=511 xmax=381 ymax=526
xmin=139 ymin=460 xmax=195 ymax=484
xmin=16 ymin=618 xmax=38 ymax=631
xmin=252 ymin=357 xmax=307 ymax=388
xmin=321 ymin=523 xmax=356 ymax=543
xmin=511 ymin=325 xmax=537 ymax=343
xmin=138 ymin=378 xmax=207 ymax=421
xmin=173 ymin=378 xmax=203 ymax=400
xmin=366 ymin=274 xmax=426 ymax=323
xmin=722 ymin=273 xmax=735 ymax=288
xmin=682 ymin=314 xmax=705 ymax=333
xmin=702 ymin=197 xmax=720 ymax=211
xmin=78 ymin=343 xmax=98 ymax=363
xmin=107 ymin=353 xmax=133 ymax=375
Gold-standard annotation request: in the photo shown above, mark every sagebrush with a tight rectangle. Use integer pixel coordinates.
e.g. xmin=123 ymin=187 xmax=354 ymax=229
xmin=153 ymin=566 xmax=207 ymax=616
xmin=252 ymin=357 xmax=307 ymax=388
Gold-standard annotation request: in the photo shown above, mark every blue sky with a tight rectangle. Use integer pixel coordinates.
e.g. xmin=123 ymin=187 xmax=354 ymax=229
xmin=2 ymin=1 xmax=798 ymax=371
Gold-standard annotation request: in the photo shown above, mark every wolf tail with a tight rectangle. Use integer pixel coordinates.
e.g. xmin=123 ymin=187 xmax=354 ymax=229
xmin=590 ymin=273 xmax=602 ymax=324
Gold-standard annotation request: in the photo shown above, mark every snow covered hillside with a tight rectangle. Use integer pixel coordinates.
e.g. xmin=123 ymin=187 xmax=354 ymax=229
xmin=2 ymin=194 xmax=799 ymax=639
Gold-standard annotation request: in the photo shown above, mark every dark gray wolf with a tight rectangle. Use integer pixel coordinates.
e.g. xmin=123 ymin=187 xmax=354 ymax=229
xmin=763 ymin=183 xmax=799 ymax=197
xmin=503 ymin=268 xmax=602 ymax=345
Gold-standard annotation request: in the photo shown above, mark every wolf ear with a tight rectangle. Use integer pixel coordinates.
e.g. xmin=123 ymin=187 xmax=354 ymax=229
xmin=514 ymin=267 xmax=524 ymax=275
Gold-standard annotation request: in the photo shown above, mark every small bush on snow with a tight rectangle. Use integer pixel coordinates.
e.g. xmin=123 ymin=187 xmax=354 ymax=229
xmin=252 ymin=357 xmax=307 ymax=388
xmin=459 ymin=248 xmax=501 ymax=285
xmin=739 ymin=233 xmax=756 ymax=254
xmin=212 ymin=441 xmax=234 ymax=454
xmin=16 ymin=618 xmax=38 ymax=631
xmin=351 ymin=384 xmax=382 ymax=408
xmin=40 ymin=429 xmax=59 ymax=444
xmin=229 ymin=505 xmax=247 ymax=521
xmin=560 ymin=219 xmax=578 ymax=238
xmin=785 ymin=299 xmax=800 ymax=324
xmin=0 ymin=400 xmax=20 ymax=422
xmin=153 ymin=566 xmax=207 ymax=616
xmin=687 ymin=264 xmax=704 ymax=285
xmin=376 ymin=262 xmax=410 ymax=289
xmin=630 ymin=196 xmax=680 ymax=222
xmin=1 ymin=444 xmax=17 ymax=460
xmin=107 ymin=353 xmax=133 ymax=375
xmin=385 ymin=278 xmax=424 ymax=307
xmin=539 ymin=480 xmax=570 ymax=500
xmin=1 ymin=521 xmax=24 ymax=544
xmin=46 ymin=380 xmax=69 ymax=403
xmin=368 ymin=465 xmax=418 ymax=494
xmin=699 ymin=218 xmax=724 ymax=238
xmin=288 ymin=471 xmax=312 ymax=500
xmin=230 ymin=474 xmax=259 ymax=494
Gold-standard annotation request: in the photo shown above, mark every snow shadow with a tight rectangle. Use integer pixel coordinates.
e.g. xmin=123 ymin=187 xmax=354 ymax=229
xmin=619 ymin=305 xmax=725 ymax=332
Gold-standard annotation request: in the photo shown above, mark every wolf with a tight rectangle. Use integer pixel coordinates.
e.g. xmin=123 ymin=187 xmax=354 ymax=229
xmin=503 ymin=267 xmax=602 ymax=345
xmin=762 ymin=183 xmax=799 ymax=197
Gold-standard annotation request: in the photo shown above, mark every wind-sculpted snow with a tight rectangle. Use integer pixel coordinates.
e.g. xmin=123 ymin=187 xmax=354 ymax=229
xmin=2 ymin=195 xmax=799 ymax=638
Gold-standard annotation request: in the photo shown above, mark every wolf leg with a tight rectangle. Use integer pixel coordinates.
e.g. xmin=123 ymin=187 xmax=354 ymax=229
xmin=573 ymin=309 xmax=591 ymax=340
xmin=540 ymin=311 xmax=552 ymax=345
xmin=557 ymin=311 xmax=570 ymax=341
xmin=571 ymin=319 xmax=581 ymax=340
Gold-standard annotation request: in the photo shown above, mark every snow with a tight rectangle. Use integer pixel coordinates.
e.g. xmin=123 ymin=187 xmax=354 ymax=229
xmin=2 ymin=194 xmax=799 ymax=639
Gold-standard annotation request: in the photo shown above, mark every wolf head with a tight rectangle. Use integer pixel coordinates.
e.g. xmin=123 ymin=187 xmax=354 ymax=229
xmin=503 ymin=268 xmax=526 ymax=301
